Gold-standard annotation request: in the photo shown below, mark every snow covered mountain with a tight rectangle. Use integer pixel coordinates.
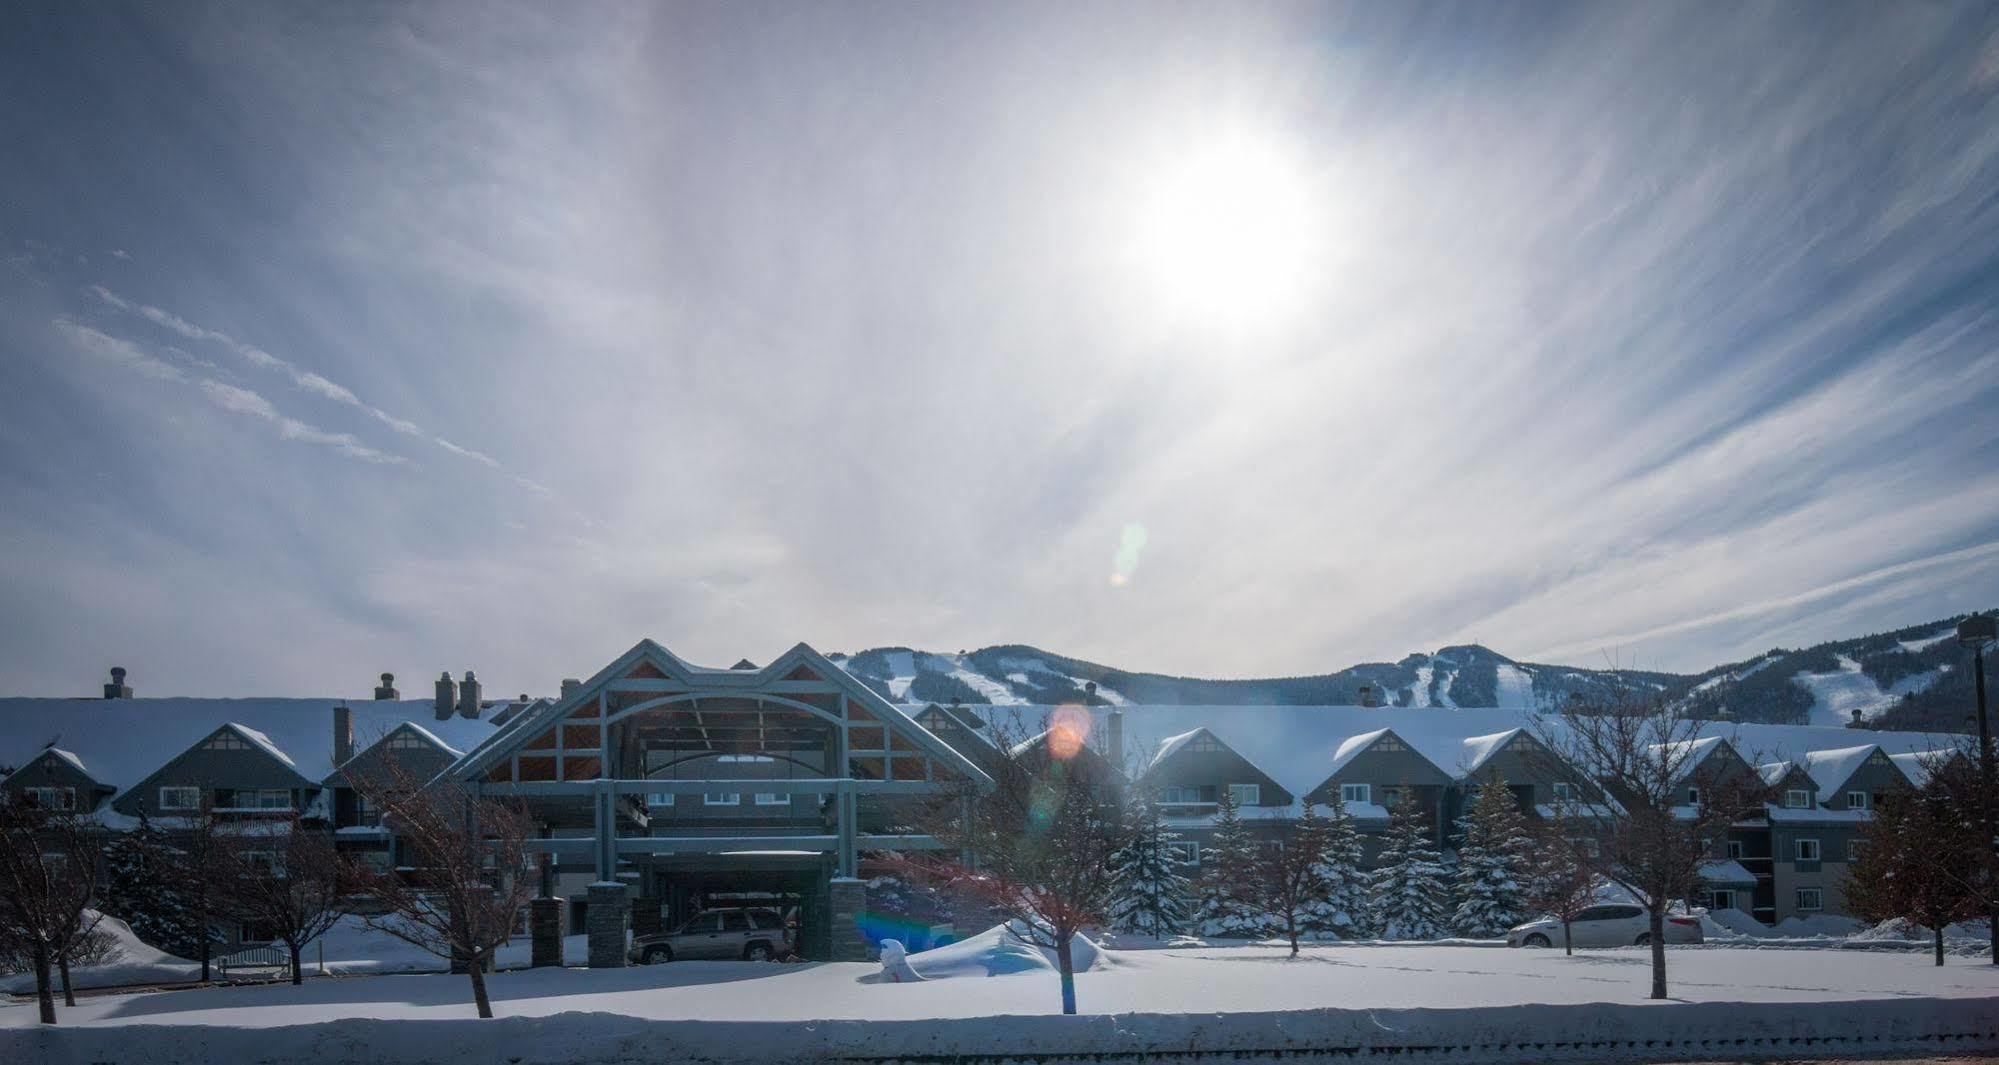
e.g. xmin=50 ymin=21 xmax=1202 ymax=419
xmin=831 ymin=610 xmax=1996 ymax=733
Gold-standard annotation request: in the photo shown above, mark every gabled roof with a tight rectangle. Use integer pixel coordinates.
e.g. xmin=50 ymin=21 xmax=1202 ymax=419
xmin=1648 ymin=735 xmax=1741 ymax=787
xmin=228 ymin=723 xmax=298 ymax=769
xmin=323 ymin=721 xmax=464 ymax=785
xmin=47 ymin=747 xmax=90 ymax=775
xmin=1460 ymin=728 xmax=1531 ymax=776
xmin=442 ymin=639 xmax=992 ymax=788
xmin=1888 ymin=748 xmax=1965 ymax=787
xmin=1321 ymin=727 xmax=1454 ymax=781
xmin=1756 ymin=759 xmax=1819 ymax=793
xmin=1802 ymin=744 xmax=1889 ymax=804
xmin=1148 ymin=728 xmax=1210 ymax=771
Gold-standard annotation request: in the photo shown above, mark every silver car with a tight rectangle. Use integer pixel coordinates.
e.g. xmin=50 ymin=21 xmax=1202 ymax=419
xmin=1506 ymin=904 xmax=1703 ymax=948
xmin=629 ymin=907 xmax=792 ymax=963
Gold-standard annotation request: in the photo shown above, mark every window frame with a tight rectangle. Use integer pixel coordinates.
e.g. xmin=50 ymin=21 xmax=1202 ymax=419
xmin=1794 ymin=838 xmax=1821 ymax=862
xmin=1165 ymin=840 xmax=1199 ymax=865
xmin=1550 ymin=781 xmax=1577 ymax=802
xmin=1795 ymin=887 xmax=1824 ymax=911
xmin=1339 ymin=783 xmax=1371 ymax=805
xmin=1226 ymin=783 xmax=1260 ymax=807
xmin=1845 ymin=790 xmax=1869 ymax=810
xmin=159 ymin=786 xmax=200 ymax=811
xmin=753 ymin=792 xmax=789 ymax=806
xmin=703 ymin=792 xmax=741 ymax=806
xmin=1783 ymin=789 xmax=1811 ymax=809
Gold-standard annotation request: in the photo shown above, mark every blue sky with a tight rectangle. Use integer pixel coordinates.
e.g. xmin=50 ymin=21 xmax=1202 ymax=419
xmin=3 ymin=2 xmax=1998 ymax=696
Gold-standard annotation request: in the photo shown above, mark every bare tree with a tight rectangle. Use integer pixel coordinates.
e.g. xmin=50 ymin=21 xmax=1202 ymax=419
xmin=1529 ymin=695 xmax=1760 ymax=999
xmin=1262 ymin=805 xmax=1334 ymax=957
xmin=1524 ymin=806 xmax=1601 ymax=956
xmin=157 ymin=799 xmax=231 ymax=982
xmin=1847 ymin=760 xmax=1983 ymax=965
xmin=902 ymin=711 xmax=1135 ymax=1015
xmin=0 ymin=803 xmax=107 ymax=1024
xmin=217 ymin=816 xmax=357 ymax=985
xmin=350 ymin=754 xmax=536 ymax=1019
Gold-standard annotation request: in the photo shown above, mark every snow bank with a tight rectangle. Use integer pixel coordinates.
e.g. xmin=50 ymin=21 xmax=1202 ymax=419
xmin=0 ymin=914 xmax=200 ymax=993
xmin=903 ymin=922 xmax=1103 ymax=979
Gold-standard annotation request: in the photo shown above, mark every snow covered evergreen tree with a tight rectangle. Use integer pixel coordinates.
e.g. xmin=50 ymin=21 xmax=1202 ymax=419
xmin=1451 ymin=777 xmax=1533 ymax=937
xmin=1369 ymin=793 xmax=1450 ymax=940
xmin=1194 ymin=789 xmax=1271 ymax=938
xmin=99 ymin=808 xmax=201 ymax=956
xmin=1108 ymin=794 xmax=1191 ymax=937
xmin=1299 ymin=796 xmax=1372 ymax=939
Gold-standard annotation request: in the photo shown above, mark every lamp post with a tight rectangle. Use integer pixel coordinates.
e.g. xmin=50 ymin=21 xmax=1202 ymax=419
xmin=1956 ymin=613 xmax=1996 ymax=965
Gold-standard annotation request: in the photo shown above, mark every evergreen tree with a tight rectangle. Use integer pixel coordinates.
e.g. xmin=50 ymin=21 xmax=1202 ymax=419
xmin=1300 ymin=796 xmax=1372 ymax=939
xmin=1194 ymin=790 xmax=1270 ymax=938
xmin=1108 ymin=794 xmax=1192 ymax=937
xmin=1451 ymin=778 xmax=1533 ymax=937
xmin=1369 ymin=794 xmax=1450 ymax=939
xmin=99 ymin=808 xmax=201 ymax=956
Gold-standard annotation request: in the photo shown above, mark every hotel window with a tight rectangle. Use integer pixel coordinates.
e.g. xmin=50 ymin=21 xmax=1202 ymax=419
xmin=354 ymin=794 xmax=378 ymax=825
xmin=1784 ymin=789 xmax=1811 ymax=809
xmin=754 ymin=793 xmax=789 ymax=806
xmin=386 ymin=732 xmax=430 ymax=750
xmin=26 ymin=787 xmax=74 ymax=810
xmin=717 ymin=754 xmax=775 ymax=763
xmin=646 ymin=793 xmax=675 ymax=808
xmin=1187 ymin=736 xmax=1222 ymax=753
xmin=1795 ymin=888 xmax=1823 ymax=911
xmin=704 ymin=793 xmax=741 ymax=806
xmin=160 ymin=786 xmax=200 ymax=811
xmin=241 ymin=789 xmax=291 ymax=810
xmin=1551 ymin=782 xmax=1577 ymax=802
xmin=1725 ymin=840 xmax=1745 ymax=860
xmin=1846 ymin=791 xmax=1869 ymax=810
xmin=1339 ymin=783 xmax=1371 ymax=805
xmin=1794 ymin=839 xmax=1821 ymax=862
xmin=1686 ymin=787 xmax=1701 ymax=805
xmin=1227 ymin=784 xmax=1260 ymax=806
xmin=1166 ymin=841 xmax=1199 ymax=865
xmin=1708 ymin=889 xmax=1736 ymax=911
xmin=1373 ymin=736 xmax=1407 ymax=752
xmin=1158 ymin=786 xmax=1200 ymax=804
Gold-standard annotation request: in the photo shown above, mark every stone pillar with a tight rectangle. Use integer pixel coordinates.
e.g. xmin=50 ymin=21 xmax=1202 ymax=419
xmin=828 ymin=877 xmax=871 ymax=962
xmin=587 ymin=882 xmax=630 ymax=968
xmin=530 ymin=896 xmax=566 ymax=968
xmin=632 ymin=895 xmax=663 ymax=938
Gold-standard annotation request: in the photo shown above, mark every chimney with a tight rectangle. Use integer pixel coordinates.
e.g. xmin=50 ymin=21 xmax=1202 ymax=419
xmin=560 ymin=678 xmax=581 ymax=699
xmin=374 ymin=672 xmax=399 ymax=701
xmin=1357 ymin=683 xmax=1383 ymax=708
xmin=103 ymin=666 xmax=132 ymax=700
xmin=434 ymin=671 xmax=457 ymax=721
xmin=1847 ymin=707 xmax=1868 ymax=729
xmin=1107 ymin=707 xmax=1125 ymax=767
xmin=458 ymin=670 xmax=482 ymax=719
xmin=333 ymin=703 xmax=355 ymax=767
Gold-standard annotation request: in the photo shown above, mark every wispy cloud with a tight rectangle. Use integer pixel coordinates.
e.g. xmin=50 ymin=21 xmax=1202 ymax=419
xmin=56 ymin=317 xmax=407 ymax=466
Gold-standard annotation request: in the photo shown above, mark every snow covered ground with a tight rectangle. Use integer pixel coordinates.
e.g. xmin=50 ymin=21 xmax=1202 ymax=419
xmin=1 ymin=914 xmax=591 ymax=994
xmin=7 ymin=941 xmax=1995 ymax=1063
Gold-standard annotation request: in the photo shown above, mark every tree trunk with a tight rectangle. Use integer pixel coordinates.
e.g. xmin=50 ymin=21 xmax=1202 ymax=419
xmin=1562 ymin=918 xmax=1573 ymax=956
xmin=33 ymin=942 xmax=56 ymax=1025
xmin=1288 ymin=916 xmax=1300 ymax=958
xmin=1055 ymin=935 xmax=1077 ymax=1016
xmin=58 ymin=951 xmax=75 ymax=1007
xmin=1647 ymin=907 xmax=1667 ymax=1000
xmin=1935 ymin=925 xmax=1945 ymax=967
xmin=290 ymin=941 xmax=304 ymax=986
xmin=200 ymin=932 xmax=211 ymax=983
xmin=468 ymin=949 xmax=494 ymax=1019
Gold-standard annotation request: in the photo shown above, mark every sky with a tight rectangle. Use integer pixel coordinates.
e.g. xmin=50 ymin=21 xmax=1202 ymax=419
xmin=3 ymin=2 xmax=1999 ymax=697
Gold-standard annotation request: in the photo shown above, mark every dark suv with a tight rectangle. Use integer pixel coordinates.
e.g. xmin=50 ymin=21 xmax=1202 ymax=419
xmin=629 ymin=907 xmax=791 ymax=963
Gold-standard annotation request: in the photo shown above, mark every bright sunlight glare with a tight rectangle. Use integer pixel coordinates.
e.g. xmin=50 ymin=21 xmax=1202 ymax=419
xmin=1128 ymin=133 xmax=1323 ymax=330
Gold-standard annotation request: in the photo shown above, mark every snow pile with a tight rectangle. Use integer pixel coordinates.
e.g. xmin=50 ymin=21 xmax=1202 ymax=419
xmin=1852 ymin=917 xmax=1992 ymax=954
xmin=1768 ymin=913 xmax=1865 ymax=938
xmin=0 ymin=912 xmax=199 ymax=993
xmin=903 ymin=922 xmax=1103 ymax=980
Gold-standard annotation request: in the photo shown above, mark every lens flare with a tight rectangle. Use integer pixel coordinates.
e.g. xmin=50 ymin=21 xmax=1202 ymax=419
xmin=1048 ymin=704 xmax=1092 ymax=761
xmin=1110 ymin=522 xmax=1147 ymax=587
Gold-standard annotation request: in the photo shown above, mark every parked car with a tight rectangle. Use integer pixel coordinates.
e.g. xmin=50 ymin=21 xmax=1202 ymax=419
xmin=629 ymin=907 xmax=793 ymax=963
xmin=1506 ymin=904 xmax=1703 ymax=948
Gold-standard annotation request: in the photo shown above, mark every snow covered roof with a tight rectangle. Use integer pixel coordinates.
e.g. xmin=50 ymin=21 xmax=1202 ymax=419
xmin=1756 ymin=760 xmax=1794 ymax=787
xmin=1148 ymin=728 xmax=1207 ymax=770
xmin=1887 ymin=748 xmax=1964 ymax=787
xmin=0 ymin=698 xmax=503 ymax=790
xmin=1698 ymin=859 xmax=1757 ymax=885
xmin=47 ymin=746 xmax=89 ymax=775
xmin=1324 ymin=728 xmax=1393 ymax=777
xmin=1460 ymin=729 xmax=1527 ymax=775
xmin=226 ymin=723 xmax=298 ymax=769
xmin=1801 ymin=745 xmax=1882 ymax=804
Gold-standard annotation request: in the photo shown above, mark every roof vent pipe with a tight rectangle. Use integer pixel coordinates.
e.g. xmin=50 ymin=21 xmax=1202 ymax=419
xmin=104 ymin=666 xmax=132 ymax=700
xmin=374 ymin=672 xmax=399 ymax=701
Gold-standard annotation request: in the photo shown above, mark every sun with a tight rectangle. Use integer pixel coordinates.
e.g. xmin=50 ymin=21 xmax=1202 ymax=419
xmin=1127 ymin=133 xmax=1322 ymax=330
